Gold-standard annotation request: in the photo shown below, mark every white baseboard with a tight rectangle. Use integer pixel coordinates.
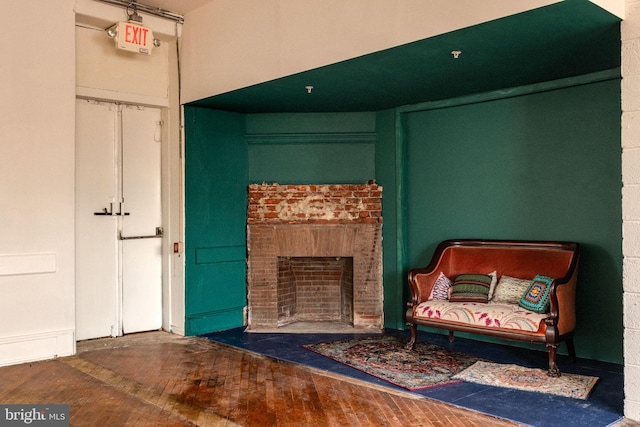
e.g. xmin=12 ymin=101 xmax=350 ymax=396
xmin=170 ymin=324 xmax=185 ymax=336
xmin=0 ymin=329 xmax=75 ymax=367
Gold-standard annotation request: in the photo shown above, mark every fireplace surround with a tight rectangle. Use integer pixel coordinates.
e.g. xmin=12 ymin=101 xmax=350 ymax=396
xmin=246 ymin=182 xmax=383 ymax=332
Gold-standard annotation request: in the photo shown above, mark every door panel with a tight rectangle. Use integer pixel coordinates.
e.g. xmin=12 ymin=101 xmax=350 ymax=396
xmin=75 ymin=100 xmax=119 ymax=340
xmin=122 ymin=239 xmax=162 ymax=333
xmin=121 ymin=106 xmax=163 ymax=334
xmin=184 ymin=107 xmax=248 ymax=335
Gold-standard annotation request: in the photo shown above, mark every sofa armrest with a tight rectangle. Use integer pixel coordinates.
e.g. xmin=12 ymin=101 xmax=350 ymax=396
xmin=407 ymin=241 xmax=453 ymax=305
xmin=407 ymin=268 xmax=437 ymax=306
xmin=548 ymin=255 xmax=579 ymax=336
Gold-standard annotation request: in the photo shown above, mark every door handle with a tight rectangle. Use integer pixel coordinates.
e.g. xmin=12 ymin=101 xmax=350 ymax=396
xmin=94 ymin=211 xmax=130 ymax=216
xmin=94 ymin=207 xmax=111 ymax=216
xmin=93 ymin=205 xmax=130 ymax=216
xmin=119 ymin=227 xmax=163 ymax=240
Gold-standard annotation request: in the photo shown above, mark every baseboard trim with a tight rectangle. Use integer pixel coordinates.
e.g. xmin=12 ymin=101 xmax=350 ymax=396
xmin=170 ymin=325 xmax=185 ymax=336
xmin=0 ymin=329 xmax=75 ymax=367
xmin=185 ymin=308 xmax=244 ymax=336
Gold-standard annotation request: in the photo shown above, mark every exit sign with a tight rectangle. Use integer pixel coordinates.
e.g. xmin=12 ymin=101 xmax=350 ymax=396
xmin=115 ymin=21 xmax=154 ymax=55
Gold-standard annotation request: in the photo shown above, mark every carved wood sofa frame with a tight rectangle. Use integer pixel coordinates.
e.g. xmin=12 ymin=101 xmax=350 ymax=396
xmin=405 ymin=239 xmax=580 ymax=377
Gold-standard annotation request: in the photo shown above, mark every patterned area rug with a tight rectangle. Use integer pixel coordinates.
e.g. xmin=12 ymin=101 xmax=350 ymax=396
xmin=453 ymin=361 xmax=599 ymax=399
xmin=301 ymin=335 xmax=481 ymax=390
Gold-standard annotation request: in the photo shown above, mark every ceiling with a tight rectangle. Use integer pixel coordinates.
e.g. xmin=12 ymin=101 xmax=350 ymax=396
xmin=186 ymin=1 xmax=621 ymax=114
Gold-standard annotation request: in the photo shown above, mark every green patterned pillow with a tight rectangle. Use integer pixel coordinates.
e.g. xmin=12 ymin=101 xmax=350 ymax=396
xmin=519 ymin=275 xmax=554 ymax=313
xmin=449 ymin=274 xmax=492 ymax=303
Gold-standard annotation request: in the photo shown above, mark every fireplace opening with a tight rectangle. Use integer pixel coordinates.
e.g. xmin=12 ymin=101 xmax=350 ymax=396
xmin=246 ymin=183 xmax=383 ymax=333
xmin=277 ymin=257 xmax=353 ymax=327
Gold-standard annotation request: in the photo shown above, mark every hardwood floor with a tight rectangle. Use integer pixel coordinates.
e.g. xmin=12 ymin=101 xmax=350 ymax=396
xmin=0 ymin=331 xmax=524 ymax=426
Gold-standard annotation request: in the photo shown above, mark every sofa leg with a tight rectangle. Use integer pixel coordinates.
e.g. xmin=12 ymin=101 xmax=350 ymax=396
xmin=406 ymin=323 xmax=417 ymax=350
xmin=547 ymin=344 xmax=561 ymax=377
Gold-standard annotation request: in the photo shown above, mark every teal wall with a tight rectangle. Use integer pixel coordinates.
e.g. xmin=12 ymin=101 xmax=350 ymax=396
xmin=400 ymin=79 xmax=622 ymax=363
xmin=184 ymin=110 xmax=378 ymax=335
xmin=246 ymin=112 xmax=376 ymax=184
xmin=375 ymin=109 xmax=404 ymax=329
xmin=184 ymin=76 xmax=622 ymax=363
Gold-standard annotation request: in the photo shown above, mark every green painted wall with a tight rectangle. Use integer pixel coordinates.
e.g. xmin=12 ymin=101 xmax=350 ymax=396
xmin=184 ymin=110 xmax=379 ymax=334
xmin=375 ymin=109 xmax=404 ymax=329
xmin=246 ymin=112 xmax=376 ymax=184
xmin=400 ymin=79 xmax=622 ymax=363
xmin=184 ymin=107 xmax=248 ymax=335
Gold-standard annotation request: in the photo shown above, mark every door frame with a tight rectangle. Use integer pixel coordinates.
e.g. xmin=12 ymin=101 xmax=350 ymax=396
xmin=75 ymin=93 xmax=184 ymax=339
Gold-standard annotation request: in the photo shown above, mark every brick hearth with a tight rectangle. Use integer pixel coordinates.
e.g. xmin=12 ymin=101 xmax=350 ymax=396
xmin=246 ymin=183 xmax=383 ymax=332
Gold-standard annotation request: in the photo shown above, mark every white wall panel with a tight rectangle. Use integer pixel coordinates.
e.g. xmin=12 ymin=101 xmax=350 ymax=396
xmin=0 ymin=254 xmax=57 ymax=276
xmin=0 ymin=0 xmax=76 ymax=362
xmin=76 ymin=26 xmax=169 ymax=102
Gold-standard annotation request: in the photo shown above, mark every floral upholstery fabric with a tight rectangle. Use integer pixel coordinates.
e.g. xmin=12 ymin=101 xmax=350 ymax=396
xmin=415 ymin=300 xmax=547 ymax=332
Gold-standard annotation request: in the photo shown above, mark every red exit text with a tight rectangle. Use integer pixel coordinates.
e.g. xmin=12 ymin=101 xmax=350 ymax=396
xmin=124 ymin=23 xmax=149 ymax=46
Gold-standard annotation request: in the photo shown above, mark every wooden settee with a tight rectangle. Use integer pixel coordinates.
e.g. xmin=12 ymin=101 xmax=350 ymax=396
xmin=405 ymin=239 xmax=579 ymax=377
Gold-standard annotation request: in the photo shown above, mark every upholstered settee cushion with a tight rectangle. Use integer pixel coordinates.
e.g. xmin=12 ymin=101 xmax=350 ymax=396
xmin=491 ymin=275 xmax=531 ymax=304
xmin=519 ymin=275 xmax=554 ymax=313
xmin=428 ymin=272 xmax=452 ymax=300
xmin=449 ymin=274 xmax=492 ymax=303
xmin=415 ymin=300 xmax=547 ymax=332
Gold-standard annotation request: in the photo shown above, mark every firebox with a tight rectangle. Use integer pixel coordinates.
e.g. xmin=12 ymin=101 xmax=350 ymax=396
xmin=277 ymin=256 xmax=354 ymax=326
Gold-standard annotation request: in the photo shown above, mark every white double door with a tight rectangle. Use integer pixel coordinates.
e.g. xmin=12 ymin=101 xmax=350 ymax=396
xmin=75 ymin=99 xmax=163 ymax=341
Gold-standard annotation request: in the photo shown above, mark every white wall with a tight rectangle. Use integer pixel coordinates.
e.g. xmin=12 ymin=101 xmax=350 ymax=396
xmin=0 ymin=0 xmax=184 ymax=367
xmin=0 ymin=0 xmax=77 ymax=365
xmin=624 ymin=0 xmax=640 ymax=420
xmin=594 ymin=0 xmax=626 ymax=17
xmin=180 ymin=0 xmax=560 ymax=104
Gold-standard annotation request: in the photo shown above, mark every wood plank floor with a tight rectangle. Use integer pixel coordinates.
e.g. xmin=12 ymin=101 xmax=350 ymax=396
xmin=0 ymin=331 xmax=525 ymax=426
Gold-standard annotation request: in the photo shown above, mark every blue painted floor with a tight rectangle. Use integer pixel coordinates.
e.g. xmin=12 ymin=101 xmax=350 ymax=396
xmin=202 ymin=327 xmax=624 ymax=427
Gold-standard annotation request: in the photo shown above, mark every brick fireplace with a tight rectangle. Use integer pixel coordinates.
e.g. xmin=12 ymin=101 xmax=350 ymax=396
xmin=246 ymin=182 xmax=383 ymax=332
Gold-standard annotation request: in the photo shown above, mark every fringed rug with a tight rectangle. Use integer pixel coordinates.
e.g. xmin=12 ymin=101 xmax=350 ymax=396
xmin=301 ymin=335 xmax=481 ymax=390
xmin=452 ymin=361 xmax=599 ymax=399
